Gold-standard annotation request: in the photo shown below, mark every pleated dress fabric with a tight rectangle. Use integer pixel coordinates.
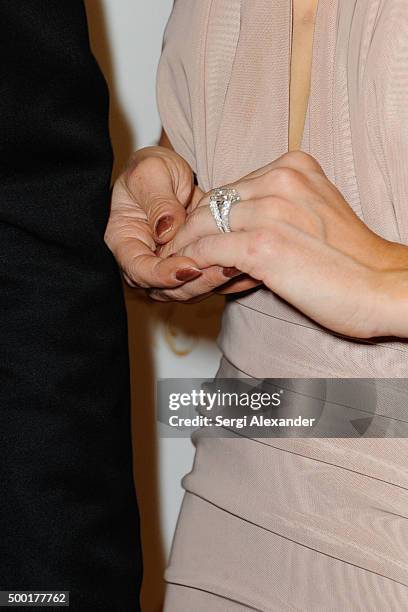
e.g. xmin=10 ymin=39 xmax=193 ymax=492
xmin=157 ymin=1 xmax=408 ymax=610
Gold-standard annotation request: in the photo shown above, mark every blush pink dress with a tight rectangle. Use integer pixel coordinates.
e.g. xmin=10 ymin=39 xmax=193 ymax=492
xmin=157 ymin=1 xmax=408 ymax=609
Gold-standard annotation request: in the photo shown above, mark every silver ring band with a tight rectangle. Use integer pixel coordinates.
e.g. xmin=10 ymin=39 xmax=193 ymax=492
xmin=209 ymin=187 xmax=241 ymax=233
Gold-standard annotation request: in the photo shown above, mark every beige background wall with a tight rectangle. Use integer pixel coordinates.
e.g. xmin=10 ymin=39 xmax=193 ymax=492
xmin=84 ymin=2 xmax=222 ymax=609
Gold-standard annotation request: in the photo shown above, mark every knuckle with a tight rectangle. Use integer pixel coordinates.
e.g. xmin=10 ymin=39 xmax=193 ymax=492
xmin=269 ymin=167 xmax=302 ymax=189
xmin=285 ymin=150 xmax=321 ymax=170
xmin=282 ymin=150 xmax=307 ymax=164
xmin=122 ymin=272 xmax=140 ymax=289
xmin=250 ymin=229 xmax=274 ymax=256
xmin=126 ymin=254 xmax=152 ymax=288
xmin=243 ymin=230 xmax=272 ymax=280
xmin=158 ymin=242 xmax=172 ymax=259
xmin=104 ymin=215 xmax=123 ymax=251
xmin=200 ymin=267 xmax=224 ymax=289
xmin=250 ymin=225 xmax=286 ymax=260
xmin=145 ymin=192 xmax=165 ymax=208
xmin=262 ymin=196 xmax=293 ymax=218
xmin=264 ymin=197 xmax=298 ymax=226
xmin=146 ymin=193 xmax=170 ymax=216
xmin=104 ymin=228 xmax=114 ymax=251
xmin=283 ymin=167 xmax=302 ymax=183
xmin=129 ymin=155 xmax=166 ymax=182
xmin=150 ymin=257 xmax=171 ymax=285
xmin=192 ymin=236 xmax=210 ymax=260
xmin=111 ymin=240 xmax=131 ymax=270
xmin=185 ymin=207 xmax=204 ymax=231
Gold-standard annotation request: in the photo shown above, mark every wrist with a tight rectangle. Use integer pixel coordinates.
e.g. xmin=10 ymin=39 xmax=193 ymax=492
xmin=374 ymin=238 xmax=408 ymax=272
xmin=370 ymin=268 xmax=408 ymax=337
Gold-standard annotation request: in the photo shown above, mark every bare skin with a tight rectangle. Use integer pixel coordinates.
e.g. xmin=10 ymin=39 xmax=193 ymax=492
xmin=289 ymin=0 xmax=319 ymax=150
xmin=105 ymin=2 xmax=408 ymax=339
xmin=152 ymin=0 xmax=320 ymax=297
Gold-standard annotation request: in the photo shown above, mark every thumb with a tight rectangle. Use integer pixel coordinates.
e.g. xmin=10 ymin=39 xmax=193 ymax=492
xmin=125 ymin=147 xmax=194 ymax=245
xmin=150 ymin=193 xmax=189 ymax=245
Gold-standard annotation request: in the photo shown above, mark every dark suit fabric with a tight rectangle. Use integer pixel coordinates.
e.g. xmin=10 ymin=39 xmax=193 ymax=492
xmin=0 ymin=2 xmax=141 ymax=609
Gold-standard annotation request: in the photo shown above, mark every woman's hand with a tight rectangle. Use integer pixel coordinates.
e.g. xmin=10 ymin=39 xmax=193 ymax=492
xmin=105 ymin=146 xmax=203 ymax=289
xmin=106 ymin=145 xmax=249 ymax=297
xmin=153 ymin=151 xmax=408 ymax=338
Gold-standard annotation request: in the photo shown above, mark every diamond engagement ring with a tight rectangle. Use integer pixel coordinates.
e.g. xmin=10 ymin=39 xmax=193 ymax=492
xmin=209 ymin=187 xmax=241 ymax=233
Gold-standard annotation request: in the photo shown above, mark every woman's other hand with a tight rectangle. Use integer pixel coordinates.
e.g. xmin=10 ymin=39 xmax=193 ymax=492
xmin=105 ymin=146 xmax=204 ymax=289
xmin=154 ymin=151 xmax=408 ymax=337
xmin=105 ymin=143 xmax=248 ymax=297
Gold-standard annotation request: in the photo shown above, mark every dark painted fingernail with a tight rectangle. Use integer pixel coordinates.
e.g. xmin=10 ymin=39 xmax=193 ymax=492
xmin=223 ymin=267 xmax=241 ymax=278
xmin=175 ymin=267 xmax=202 ymax=282
xmin=155 ymin=215 xmax=174 ymax=238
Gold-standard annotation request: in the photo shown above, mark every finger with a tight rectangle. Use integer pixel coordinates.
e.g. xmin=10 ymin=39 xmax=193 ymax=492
xmin=149 ymin=265 xmax=242 ymax=302
xmin=160 ymin=196 xmax=293 ymax=258
xmin=195 ymin=151 xmax=323 ymax=211
xmin=124 ymin=149 xmax=194 ymax=244
xmin=176 ymin=231 xmax=266 ymax=282
xmin=111 ymin=228 xmax=202 ymax=289
xmin=124 ymin=250 xmax=203 ymax=289
xmin=196 ymin=170 xmax=302 ymax=211
xmin=159 ymin=204 xmax=219 ymax=258
xmin=149 ymin=195 xmax=188 ymax=245
xmin=151 ymin=185 xmax=205 ymax=246
xmin=105 ymin=205 xmax=204 ymax=289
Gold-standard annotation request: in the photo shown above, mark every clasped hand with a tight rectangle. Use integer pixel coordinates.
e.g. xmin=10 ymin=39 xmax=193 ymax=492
xmin=106 ymin=146 xmax=407 ymax=338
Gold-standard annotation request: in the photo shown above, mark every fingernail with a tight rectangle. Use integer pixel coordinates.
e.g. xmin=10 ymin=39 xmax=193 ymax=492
xmin=175 ymin=267 xmax=202 ymax=282
xmin=155 ymin=215 xmax=174 ymax=238
xmin=223 ymin=267 xmax=241 ymax=278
